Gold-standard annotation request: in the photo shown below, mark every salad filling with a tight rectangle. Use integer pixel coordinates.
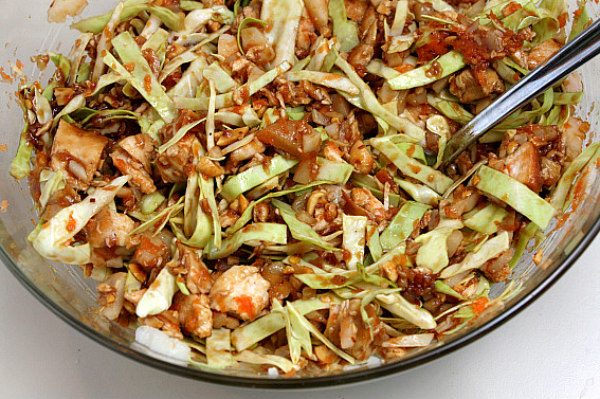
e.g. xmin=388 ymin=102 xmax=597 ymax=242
xmin=10 ymin=0 xmax=597 ymax=376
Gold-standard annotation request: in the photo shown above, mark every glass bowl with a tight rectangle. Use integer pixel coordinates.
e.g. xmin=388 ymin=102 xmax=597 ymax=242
xmin=0 ymin=0 xmax=598 ymax=389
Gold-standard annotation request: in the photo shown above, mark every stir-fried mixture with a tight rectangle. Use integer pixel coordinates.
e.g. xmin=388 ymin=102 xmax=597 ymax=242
xmin=10 ymin=0 xmax=599 ymax=376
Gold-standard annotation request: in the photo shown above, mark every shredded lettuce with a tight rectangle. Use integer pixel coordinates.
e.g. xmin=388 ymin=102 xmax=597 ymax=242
xmin=440 ymin=231 xmax=510 ymax=278
xmin=220 ymin=155 xmax=297 ymax=201
xmin=474 ymin=165 xmax=556 ymax=229
xmin=30 ymin=176 xmax=129 ymax=265
xmin=272 ymin=199 xmax=338 ymax=252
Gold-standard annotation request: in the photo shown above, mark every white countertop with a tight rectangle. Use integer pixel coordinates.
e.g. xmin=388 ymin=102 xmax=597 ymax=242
xmin=1 ymin=237 xmax=599 ymax=399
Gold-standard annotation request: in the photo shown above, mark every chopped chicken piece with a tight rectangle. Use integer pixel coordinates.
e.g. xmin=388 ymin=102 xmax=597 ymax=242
xmin=209 ymin=266 xmax=270 ymax=321
xmin=527 ymin=39 xmax=561 ymax=70
xmin=48 ymin=0 xmax=87 ymax=23
xmin=97 ymin=272 xmax=126 ymax=321
xmin=85 ymin=206 xmax=135 ymax=248
xmin=505 ymin=142 xmax=543 ymax=192
xmin=156 ymin=133 xmax=195 ymax=183
xmin=111 ymin=134 xmax=156 ymax=194
xmin=449 ymin=68 xmax=504 ymax=103
xmin=173 ymin=293 xmax=213 ymax=339
xmin=50 ymin=120 xmax=108 ymax=189
xmin=133 ymin=234 xmax=171 ymax=269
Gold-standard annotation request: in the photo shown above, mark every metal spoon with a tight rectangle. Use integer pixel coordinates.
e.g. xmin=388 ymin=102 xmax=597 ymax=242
xmin=441 ymin=18 xmax=600 ymax=167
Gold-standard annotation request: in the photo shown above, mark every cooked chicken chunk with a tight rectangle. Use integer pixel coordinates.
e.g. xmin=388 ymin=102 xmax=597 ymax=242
xmin=449 ymin=68 xmax=504 ymax=103
xmin=133 ymin=234 xmax=171 ymax=269
xmin=50 ymin=120 xmax=108 ymax=189
xmin=85 ymin=206 xmax=135 ymax=248
xmin=505 ymin=141 xmax=543 ymax=192
xmin=209 ymin=266 xmax=270 ymax=321
xmin=176 ymin=243 xmax=213 ymax=294
xmin=156 ymin=133 xmax=195 ymax=183
xmin=111 ymin=134 xmax=156 ymax=194
xmin=174 ymin=293 xmax=213 ymax=339
xmin=527 ymin=39 xmax=561 ymax=70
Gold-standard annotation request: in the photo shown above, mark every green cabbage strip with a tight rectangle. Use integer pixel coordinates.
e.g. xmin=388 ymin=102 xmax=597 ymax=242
xmin=287 ymin=302 xmax=357 ymax=364
xmin=351 ymin=174 xmax=403 ymax=207
xmin=141 ymin=192 xmax=166 ymax=215
xmin=380 ymin=201 xmax=430 ymax=251
xmin=220 ymin=155 xmax=298 ymax=201
xmin=173 ymin=61 xmax=291 ymax=111
xmin=271 ymin=199 xmax=338 ymax=251
xmin=328 ymin=0 xmax=359 ymax=52
xmin=201 ymin=176 xmax=222 ymax=249
xmin=492 ymin=88 xmax=554 ymax=132
xmin=231 ymin=297 xmax=331 ymax=351
xmin=508 ymin=222 xmax=540 ymax=268
xmin=271 ymin=300 xmax=313 ymax=365
xmin=427 ymin=95 xmax=474 ymax=125
xmin=415 ymin=219 xmax=464 ymax=273
xmin=38 ymin=170 xmax=66 ymax=211
xmin=130 ymin=198 xmax=184 ymax=236
xmin=72 ymin=0 xmax=183 ymax=34
xmin=434 ymin=280 xmax=465 ymax=300
xmin=440 ymin=231 xmax=510 ymax=278
xmin=371 ymin=136 xmax=453 ymax=193
xmin=367 ymin=224 xmax=384 ymax=262
xmin=396 ymin=179 xmax=441 ymax=206
xmin=30 ymin=176 xmax=129 ymax=265
xmin=10 ymin=121 xmax=33 ymax=179
xmin=314 ymin=158 xmax=353 ymax=184
xmin=286 ymin=71 xmax=360 ymax=95
xmin=52 ymin=94 xmax=86 ymax=129
xmin=334 ymin=56 xmax=426 ymax=141
xmin=343 ymin=215 xmax=368 ymax=270
xmin=204 ymin=223 xmax=287 ymax=259
xmin=203 ymin=63 xmax=236 ymax=94
xmin=237 ymin=17 xmax=268 ymax=55
xmin=387 ymin=51 xmax=466 ymax=90
xmin=108 ymin=32 xmax=177 ymax=123
xmin=464 ymin=203 xmax=508 ymax=235
xmin=549 ymin=143 xmax=600 ymax=211
xmin=136 ymin=266 xmax=178 ymax=317
xmin=260 ymin=0 xmax=303 ymax=67
xmin=569 ymin=0 xmax=591 ymax=41
xmin=376 ymin=292 xmax=436 ymax=329
xmin=474 ymin=165 xmax=556 ymax=229
xmin=227 ymin=181 xmax=327 ymax=234
xmin=294 ymin=269 xmax=361 ymax=290
xmin=234 ymin=350 xmax=295 ymax=373
xmin=183 ymin=173 xmax=211 ymax=246
xmin=206 ymin=328 xmax=237 ymax=369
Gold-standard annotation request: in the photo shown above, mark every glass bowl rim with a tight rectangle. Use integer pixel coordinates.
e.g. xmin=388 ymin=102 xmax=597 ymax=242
xmin=2 ymin=213 xmax=598 ymax=389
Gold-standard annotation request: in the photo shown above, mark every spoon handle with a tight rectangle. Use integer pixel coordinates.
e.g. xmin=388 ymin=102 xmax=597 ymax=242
xmin=441 ymin=18 xmax=600 ymax=167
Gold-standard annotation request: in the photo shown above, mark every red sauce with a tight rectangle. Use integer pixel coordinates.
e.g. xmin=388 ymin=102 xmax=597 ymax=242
xmin=66 ymin=213 xmax=77 ymax=232
xmin=235 ymin=295 xmax=256 ymax=319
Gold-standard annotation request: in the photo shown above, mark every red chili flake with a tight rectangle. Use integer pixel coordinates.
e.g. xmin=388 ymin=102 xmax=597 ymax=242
xmin=234 ymin=295 xmax=256 ymax=319
xmin=143 ymin=74 xmax=152 ymax=93
xmin=0 ymin=67 xmax=13 ymax=83
xmin=124 ymin=62 xmax=135 ymax=72
xmin=0 ymin=144 xmax=7 ymax=152
xmin=66 ymin=213 xmax=77 ymax=232
xmin=471 ymin=297 xmax=489 ymax=315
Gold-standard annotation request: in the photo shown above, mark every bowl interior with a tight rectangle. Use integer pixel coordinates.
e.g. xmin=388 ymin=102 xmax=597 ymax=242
xmin=0 ymin=0 xmax=599 ymax=388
